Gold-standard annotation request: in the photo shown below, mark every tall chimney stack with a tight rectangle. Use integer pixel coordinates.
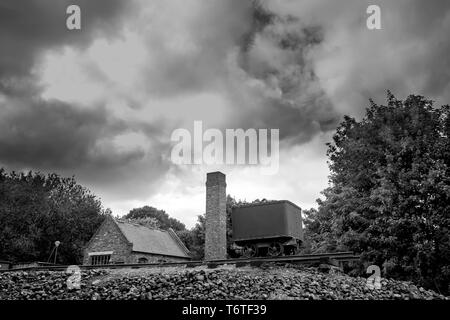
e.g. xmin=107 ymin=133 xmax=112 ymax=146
xmin=205 ymin=171 xmax=227 ymax=260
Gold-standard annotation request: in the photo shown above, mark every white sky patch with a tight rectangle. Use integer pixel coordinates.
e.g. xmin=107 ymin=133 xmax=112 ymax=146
xmin=146 ymin=188 xmax=204 ymax=229
xmin=106 ymin=169 xmax=205 ymax=228
xmin=36 ymin=30 xmax=147 ymax=108
xmin=103 ymin=133 xmax=331 ymax=229
xmin=112 ymin=92 xmax=233 ymax=129
xmin=38 ymin=47 xmax=106 ymax=105
xmin=226 ymin=134 xmax=331 ymax=211
xmin=111 ymin=131 xmax=150 ymax=154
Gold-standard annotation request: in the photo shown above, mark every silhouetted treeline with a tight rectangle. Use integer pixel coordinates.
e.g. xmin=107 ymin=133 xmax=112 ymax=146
xmin=0 ymin=170 xmax=106 ymax=264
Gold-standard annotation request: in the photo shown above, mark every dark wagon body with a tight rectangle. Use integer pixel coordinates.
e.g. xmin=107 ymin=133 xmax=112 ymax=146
xmin=231 ymin=200 xmax=303 ymax=257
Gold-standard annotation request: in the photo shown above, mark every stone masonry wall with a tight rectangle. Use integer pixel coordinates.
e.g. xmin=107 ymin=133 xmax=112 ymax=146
xmin=205 ymin=171 xmax=227 ymax=260
xmin=130 ymin=253 xmax=189 ymax=264
xmin=83 ymin=217 xmax=133 ymax=265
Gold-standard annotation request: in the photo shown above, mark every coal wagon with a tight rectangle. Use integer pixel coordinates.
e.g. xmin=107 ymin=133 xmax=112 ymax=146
xmin=231 ymin=200 xmax=303 ymax=258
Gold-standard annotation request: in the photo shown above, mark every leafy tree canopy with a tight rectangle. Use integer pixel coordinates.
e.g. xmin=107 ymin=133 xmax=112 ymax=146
xmin=121 ymin=216 xmax=161 ymax=229
xmin=306 ymin=93 xmax=449 ymax=293
xmin=177 ymin=214 xmax=205 ymax=260
xmin=0 ymin=169 xmax=107 ymax=264
xmin=124 ymin=206 xmax=186 ymax=231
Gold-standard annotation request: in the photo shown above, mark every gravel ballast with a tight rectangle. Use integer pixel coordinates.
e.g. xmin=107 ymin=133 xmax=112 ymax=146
xmin=0 ymin=264 xmax=447 ymax=300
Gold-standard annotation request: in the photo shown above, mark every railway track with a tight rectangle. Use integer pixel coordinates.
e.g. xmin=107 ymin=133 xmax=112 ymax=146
xmin=1 ymin=251 xmax=360 ymax=272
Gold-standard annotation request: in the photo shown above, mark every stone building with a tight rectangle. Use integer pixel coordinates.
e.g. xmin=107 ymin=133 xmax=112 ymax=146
xmin=83 ymin=216 xmax=191 ymax=265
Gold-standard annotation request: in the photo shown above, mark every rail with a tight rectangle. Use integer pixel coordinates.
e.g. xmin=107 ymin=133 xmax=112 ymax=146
xmin=0 ymin=251 xmax=360 ymax=273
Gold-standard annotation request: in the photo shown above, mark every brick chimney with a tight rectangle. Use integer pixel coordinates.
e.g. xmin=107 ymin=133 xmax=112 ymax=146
xmin=205 ymin=171 xmax=227 ymax=260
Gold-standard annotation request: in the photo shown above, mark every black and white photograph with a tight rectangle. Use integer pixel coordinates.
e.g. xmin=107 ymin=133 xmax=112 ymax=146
xmin=0 ymin=0 xmax=449 ymax=312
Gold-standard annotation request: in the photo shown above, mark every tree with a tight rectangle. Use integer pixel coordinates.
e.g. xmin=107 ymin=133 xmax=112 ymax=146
xmin=309 ymin=93 xmax=449 ymax=293
xmin=300 ymin=208 xmax=339 ymax=254
xmin=179 ymin=214 xmax=205 ymax=260
xmin=124 ymin=206 xmax=186 ymax=231
xmin=226 ymin=195 xmax=237 ymax=253
xmin=0 ymin=170 xmax=106 ymax=264
xmin=123 ymin=216 xmax=161 ymax=229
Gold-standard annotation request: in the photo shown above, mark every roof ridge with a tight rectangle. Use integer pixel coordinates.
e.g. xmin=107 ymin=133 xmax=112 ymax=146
xmin=167 ymin=228 xmax=191 ymax=256
xmin=114 ymin=218 xmax=190 ymax=258
xmin=116 ymin=218 xmax=164 ymax=231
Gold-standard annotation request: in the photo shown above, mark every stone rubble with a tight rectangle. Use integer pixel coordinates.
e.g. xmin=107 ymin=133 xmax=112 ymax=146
xmin=0 ymin=264 xmax=447 ymax=300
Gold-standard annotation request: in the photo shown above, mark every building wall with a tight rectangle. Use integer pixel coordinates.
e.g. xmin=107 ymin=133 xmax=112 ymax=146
xmin=130 ymin=252 xmax=190 ymax=263
xmin=83 ymin=217 xmax=133 ymax=265
xmin=83 ymin=217 xmax=191 ymax=265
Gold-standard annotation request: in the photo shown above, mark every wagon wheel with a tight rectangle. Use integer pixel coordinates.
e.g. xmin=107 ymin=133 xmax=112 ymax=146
xmin=289 ymin=242 xmax=301 ymax=255
xmin=267 ymin=242 xmax=283 ymax=257
xmin=294 ymin=240 xmax=303 ymax=255
xmin=286 ymin=246 xmax=297 ymax=256
xmin=242 ymin=244 xmax=257 ymax=258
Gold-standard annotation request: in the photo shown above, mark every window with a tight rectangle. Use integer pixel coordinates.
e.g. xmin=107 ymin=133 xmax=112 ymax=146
xmin=138 ymin=257 xmax=148 ymax=264
xmin=90 ymin=255 xmax=111 ymax=265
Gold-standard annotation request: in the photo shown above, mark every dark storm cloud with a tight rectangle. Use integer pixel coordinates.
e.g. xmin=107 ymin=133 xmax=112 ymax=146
xmin=226 ymin=7 xmax=341 ymax=143
xmin=0 ymin=0 xmax=170 ymax=193
xmin=134 ymin=0 xmax=341 ymax=144
xmin=394 ymin=0 xmax=450 ymax=100
xmin=138 ymin=0 xmax=450 ymax=146
xmin=265 ymin=0 xmax=450 ymax=117
xmin=0 ymin=93 xmax=173 ymax=201
xmin=1 ymin=0 xmax=450 ymax=209
xmin=0 ymin=0 xmax=139 ymax=166
xmin=139 ymin=0 xmax=254 ymax=97
xmin=0 ymin=96 xmax=138 ymax=169
xmin=0 ymin=0 xmax=133 ymax=82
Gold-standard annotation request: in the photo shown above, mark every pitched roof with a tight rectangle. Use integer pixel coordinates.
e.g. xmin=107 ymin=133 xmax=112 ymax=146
xmin=115 ymin=220 xmax=190 ymax=259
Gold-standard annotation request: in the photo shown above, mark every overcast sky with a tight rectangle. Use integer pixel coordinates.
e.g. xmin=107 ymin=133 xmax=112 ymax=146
xmin=1 ymin=0 xmax=449 ymax=228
